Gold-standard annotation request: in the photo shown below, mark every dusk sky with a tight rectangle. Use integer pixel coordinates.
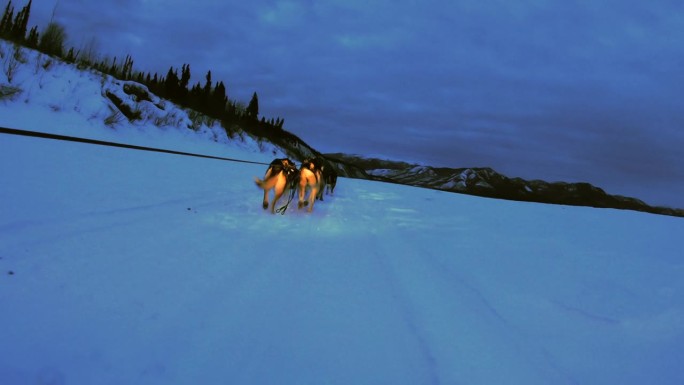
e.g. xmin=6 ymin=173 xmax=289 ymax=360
xmin=23 ymin=0 xmax=684 ymax=207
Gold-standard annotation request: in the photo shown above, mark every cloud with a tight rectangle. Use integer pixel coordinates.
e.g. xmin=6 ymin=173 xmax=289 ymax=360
xmin=335 ymin=32 xmax=400 ymax=50
xmin=258 ymin=0 xmax=307 ymax=27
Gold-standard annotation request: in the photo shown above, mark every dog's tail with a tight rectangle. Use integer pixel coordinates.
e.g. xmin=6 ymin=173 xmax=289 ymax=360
xmin=254 ymin=177 xmax=265 ymax=189
xmin=254 ymin=173 xmax=279 ymax=190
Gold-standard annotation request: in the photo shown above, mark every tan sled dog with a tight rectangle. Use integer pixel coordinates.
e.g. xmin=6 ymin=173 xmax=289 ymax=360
xmin=254 ymin=158 xmax=297 ymax=214
xmin=298 ymin=158 xmax=324 ymax=212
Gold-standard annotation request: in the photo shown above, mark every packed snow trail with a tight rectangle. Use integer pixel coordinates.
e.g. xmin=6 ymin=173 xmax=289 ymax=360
xmin=1 ymin=135 xmax=683 ymax=385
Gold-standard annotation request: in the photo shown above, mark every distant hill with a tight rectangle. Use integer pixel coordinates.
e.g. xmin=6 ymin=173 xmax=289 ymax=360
xmin=326 ymin=154 xmax=684 ymax=217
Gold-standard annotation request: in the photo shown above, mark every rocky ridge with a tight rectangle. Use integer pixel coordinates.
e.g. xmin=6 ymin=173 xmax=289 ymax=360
xmin=326 ymin=154 xmax=684 ymax=217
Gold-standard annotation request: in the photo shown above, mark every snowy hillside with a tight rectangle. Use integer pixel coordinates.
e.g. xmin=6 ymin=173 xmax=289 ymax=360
xmin=0 ymin=40 xmax=285 ymax=162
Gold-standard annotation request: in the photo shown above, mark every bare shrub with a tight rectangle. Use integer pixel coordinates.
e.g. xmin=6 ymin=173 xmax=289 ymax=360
xmin=154 ymin=113 xmax=184 ymax=127
xmin=39 ymin=22 xmax=67 ymax=57
xmin=104 ymin=109 xmax=124 ymax=126
xmin=78 ymin=37 xmax=100 ymax=67
xmin=2 ymin=44 xmax=23 ymax=83
xmin=0 ymin=85 xmax=22 ymax=100
xmin=42 ymin=57 xmax=53 ymax=70
xmin=187 ymin=109 xmax=214 ymax=131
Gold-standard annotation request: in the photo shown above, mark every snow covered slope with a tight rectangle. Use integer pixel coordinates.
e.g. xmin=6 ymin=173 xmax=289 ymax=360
xmin=1 ymin=130 xmax=683 ymax=385
xmin=0 ymin=40 xmax=285 ymax=162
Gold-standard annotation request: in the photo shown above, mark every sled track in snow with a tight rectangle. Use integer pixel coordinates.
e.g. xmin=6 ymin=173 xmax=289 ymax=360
xmin=0 ymin=126 xmax=270 ymax=166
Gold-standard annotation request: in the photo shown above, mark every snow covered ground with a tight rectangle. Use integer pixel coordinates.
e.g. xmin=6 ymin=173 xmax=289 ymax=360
xmin=2 ymin=41 xmax=684 ymax=385
xmin=1 ymin=129 xmax=684 ymax=385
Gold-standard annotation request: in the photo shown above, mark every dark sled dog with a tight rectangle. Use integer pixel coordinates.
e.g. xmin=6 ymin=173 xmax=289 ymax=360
xmin=323 ymin=167 xmax=337 ymax=195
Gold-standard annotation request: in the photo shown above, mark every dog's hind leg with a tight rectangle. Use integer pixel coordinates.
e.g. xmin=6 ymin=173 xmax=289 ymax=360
xmin=316 ymin=184 xmax=324 ymax=201
xmin=297 ymin=173 xmax=308 ymax=209
xmin=307 ymin=187 xmax=319 ymax=212
xmin=298 ymin=186 xmax=306 ymax=209
xmin=255 ymin=177 xmax=273 ymax=210
xmin=255 ymin=168 xmax=279 ymax=210
xmin=271 ymin=187 xmax=285 ymax=214
xmin=262 ymin=189 xmax=270 ymax=209
xmin=269 ymin=173 xmax=290 ymax=214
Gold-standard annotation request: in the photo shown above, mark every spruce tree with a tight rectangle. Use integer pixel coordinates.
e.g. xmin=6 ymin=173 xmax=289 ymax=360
xmin=164 ymin=67 xmax=179 ymax=100
xmin=11 ymin=0 xmax=30 ymax=41
xmin=180 ymin=64 xmax=190 ymax=90
xmin=203 ymin=70 xmax=212 ymax=97
xmin=212 ymin=81 xmax=227 ymax=116
xmin=246 ymin=92 xmax=259 ymax=119
xmin=0 ymin=1 xmax=14 ymax=37
xmin=26 ymin=24 xmax=38 ymax=47
xmin=179 ymin=64 xmax=190 ymax=102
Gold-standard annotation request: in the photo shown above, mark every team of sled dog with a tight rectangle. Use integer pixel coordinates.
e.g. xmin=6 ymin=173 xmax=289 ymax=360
xmin=254 ymin=157 xmax=338 ymax=214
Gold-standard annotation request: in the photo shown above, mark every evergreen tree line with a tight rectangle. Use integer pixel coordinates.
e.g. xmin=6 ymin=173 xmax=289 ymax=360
xmin=1 ymin=0 xmax=287 ymax=135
